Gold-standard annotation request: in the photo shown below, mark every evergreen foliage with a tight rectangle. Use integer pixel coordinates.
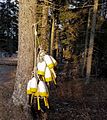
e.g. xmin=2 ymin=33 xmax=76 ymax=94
xmin=0 ymin=0 xmax=18 ymax=53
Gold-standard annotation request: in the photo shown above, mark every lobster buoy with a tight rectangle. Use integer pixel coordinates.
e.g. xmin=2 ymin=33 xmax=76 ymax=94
xmin=38 ymin=80 xmax=49 ymax=97
xmin=37 ymin=61 xmax=46 ymax=75
xmin=27 ymin=77 xmax=38 ymax=105
xmin=44 ymin=55 xmax=55 ymax=69
xmin=35 ymin=80 xmax=49 ymax=110
xmin=27 ymin=80 xmax=32 ymax=95
xmin=30 ymin=77 xmax=38 ymax=93
xmin=44 ymin=67 xmax=52 ymax=83
xmin=50 ymin=56 xmax=57 ymax=67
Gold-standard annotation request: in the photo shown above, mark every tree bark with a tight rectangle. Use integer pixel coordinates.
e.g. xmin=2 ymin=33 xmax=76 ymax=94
xmin=54 ymin=29 xmax=59 ymax=59
xmin=82 ymin=8 xmax=91 ymax=76
xmin=12 ymin=0 xmax=36 ymax=106
xmin=86 ymin=0 xmax=99 ymax=83
xmin=40 ymin=0 xmax=49 ymax=51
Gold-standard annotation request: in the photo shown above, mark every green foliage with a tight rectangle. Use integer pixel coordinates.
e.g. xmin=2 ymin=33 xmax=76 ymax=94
xmin=60 ymin=9 xmax=79 ymax=21
xmin=59 ymin=6 xmax=86 ymax=51
xmin=0 ymin=0 xmax=18 ymax=52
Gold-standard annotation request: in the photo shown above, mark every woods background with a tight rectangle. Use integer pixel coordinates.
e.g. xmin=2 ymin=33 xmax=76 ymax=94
xmin=0 ymin=0 xmax=107 ymax=120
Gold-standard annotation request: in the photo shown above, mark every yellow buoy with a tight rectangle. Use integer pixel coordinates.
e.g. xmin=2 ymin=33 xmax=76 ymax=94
xmin=50 ymin=56 xmax=57 ymax=66
xmin=44 ymin=67 xmax=52 ymax=83
xmin=37 ymin=61 xmax=46 ymax=75
xmin=30 ymin=77 xmax=38 ymax=93
xmin=38 ymin=80 xmax=49 ymax=97
xmin=44 ymin=55 xmax=57 ymax=69
xmin=27 ymin=80 xmax=32 ymax=95
xmin=35 ymin=80 xmax=49 ymax=110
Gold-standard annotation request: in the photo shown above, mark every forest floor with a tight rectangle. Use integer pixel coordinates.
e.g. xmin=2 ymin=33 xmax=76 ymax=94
xmin=0 ymin=65 xmax=107 ymax=120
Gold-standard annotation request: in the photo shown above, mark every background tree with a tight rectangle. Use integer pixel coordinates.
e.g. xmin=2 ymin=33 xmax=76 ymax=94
xmin=86 ymin=0 xmax=99 ymax=83
xmin=39 ymin=0 xmax=49 ymax=51
xmin=0 ymin=0 xmax=18 ymax=53
xmin=82 ymin=8 xmax=91 ymax=77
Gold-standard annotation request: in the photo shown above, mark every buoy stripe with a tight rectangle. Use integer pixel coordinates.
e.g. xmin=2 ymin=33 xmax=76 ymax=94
xmin=34 ymin=92 xmax=49 ymax=97
xmin=47 ymin=63 xmax=54 ymax=69
xmin=30 ymin=88 xmax=37 ymax=92
xmin=37 ymin=70 xmax=45 ymax=75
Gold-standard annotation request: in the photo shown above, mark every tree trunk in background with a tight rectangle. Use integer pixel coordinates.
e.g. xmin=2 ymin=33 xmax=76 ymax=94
xmin=55 ymin=29 xmax=59 ymax=59
xmin=55 ymin=9 xmax=60 ymax=59
xmin=12 ymin=0 xmax=36 ymax=106
xmin=82 ymin=8 xmax=91 ymax=76
xmin=58 ymin=31 xmax=63 ymax=63
xmin=86 ymin=0 xmax=98 ymax=83
xmin=50 ymin=16 xmax=55 ymax=55
xmin=40 ymin=0 xmax=49 ymax=51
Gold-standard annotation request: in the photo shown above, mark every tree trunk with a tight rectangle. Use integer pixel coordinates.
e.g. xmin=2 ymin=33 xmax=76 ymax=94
xmin=55 ymin=9 xmax=60 ymax=59
xmin=58 ymin=32 xmax=63 ymax=63
xmin=54 ymin=29 xmax=59 ymax=59
xmin=50 ymin=16 xmax=55 ymax=55
xmin=40 ymin=0 xmax=49 ymax=51
xmin=86 ymin=0 xmax=99 ymax=83
xmin=12 ymin=0 xmax=36 ymax=106
xmin=82 ymin=8 xmax=91 ymax=76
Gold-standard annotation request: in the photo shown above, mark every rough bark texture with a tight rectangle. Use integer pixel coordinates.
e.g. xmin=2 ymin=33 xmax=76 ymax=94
xmin=40 ymin=0 xmax=49 ymax=51
xmin=12 ymin=0 xmax=36 ymax=106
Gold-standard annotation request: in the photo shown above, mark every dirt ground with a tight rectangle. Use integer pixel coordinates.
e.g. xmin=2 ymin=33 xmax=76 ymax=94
xmin=0 ymin=65 xmax=107 ymax=120
xmin=0 ymin=65 xmax=16 ymax=120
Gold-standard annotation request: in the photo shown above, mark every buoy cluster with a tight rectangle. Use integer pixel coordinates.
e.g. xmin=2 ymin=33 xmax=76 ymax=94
xmin=27 ymin=51 xmax=57 ymax=111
